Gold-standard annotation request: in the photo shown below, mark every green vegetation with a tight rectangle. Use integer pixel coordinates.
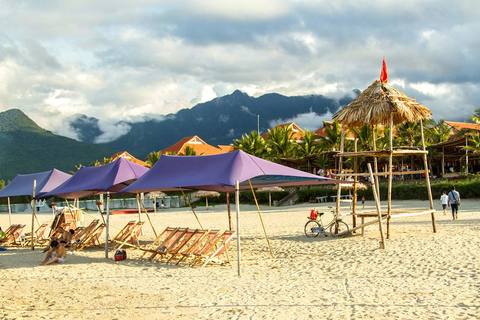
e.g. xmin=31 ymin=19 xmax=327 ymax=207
xmin=0 ymin=109 xmax=115 ymax=180
xmin=298 ymin=177 xmax=480 ymax=202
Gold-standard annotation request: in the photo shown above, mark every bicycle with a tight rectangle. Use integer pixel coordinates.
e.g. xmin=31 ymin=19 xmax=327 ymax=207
xmin=304 ymin=207 xmax=349 ymax=238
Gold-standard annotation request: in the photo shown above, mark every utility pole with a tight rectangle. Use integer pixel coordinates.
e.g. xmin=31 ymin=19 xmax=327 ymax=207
xmin=257 ymin=115 xmax=260 ymax=134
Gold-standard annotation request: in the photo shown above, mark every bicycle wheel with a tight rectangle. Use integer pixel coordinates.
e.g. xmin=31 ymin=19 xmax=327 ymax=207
xmin=329 ymin=220 xmax=349 ymax=238
xmin=304 ymin=220 xmax=321 ymax=238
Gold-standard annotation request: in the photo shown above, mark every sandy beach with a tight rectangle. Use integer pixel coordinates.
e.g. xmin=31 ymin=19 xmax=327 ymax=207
xmin=1 ymin=199 xmax=479 ymax=319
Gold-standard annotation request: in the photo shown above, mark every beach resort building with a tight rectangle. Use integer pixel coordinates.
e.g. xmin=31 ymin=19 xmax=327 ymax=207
xmin=161 ymin=135 xmax=234 ymax=156
xmin=105 ymin=151 xmax=148 ymax=167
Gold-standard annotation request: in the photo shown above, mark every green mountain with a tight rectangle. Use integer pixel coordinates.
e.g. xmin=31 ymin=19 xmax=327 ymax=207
xmin=0 ymin=109 xmax=116 ymax=181
xmin=103 ymin=90 xmax=352 ymax=156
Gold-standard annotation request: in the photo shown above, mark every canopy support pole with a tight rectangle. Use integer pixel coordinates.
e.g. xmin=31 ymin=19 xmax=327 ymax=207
xmin=248 ymin=180 xmax=274 ymax=258
xmin=336 ymin=123 xmax=346 ymax=220
xmin=180 ymin=188 xmax=203 ymax=229
xmin=368 ymin=163 xmax=386 ymax=249
xmin=7 ymin=197 xmax=12 ymax=227
xmin=105 ymin=191 xmax=110 ymax=259
xmin=235 ymin=180 xmax=241 ymax=277
xmin=136 ymin=194 xmax=142 ymax=222
xmin=372 ymin=125 xmax=381 ymax=201
xmin=138 ymin=196 xmax=158 ymax=238
xmin=92 ymin=192 xmax=106 ymax=224
xmin=353 ymin=138 xmax=358 ymax=230
xmin=226 ymin=192 xmax=232 ymax=230
xmin=31 ymin=180 xmax=36 ymax=251
xmin=387 ymin=111 xmax=394 ymax=239
xmin=26 ymin=196 xmax=40 ymax=227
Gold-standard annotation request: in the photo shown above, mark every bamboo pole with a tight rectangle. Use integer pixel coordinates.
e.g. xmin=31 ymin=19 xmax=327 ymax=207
xmin=235 ymin=180 xmax=241 ymax=277
xmin=248 ymin=180 xmax=274 ymax=258
xmin=92 ymin=192 xmax=106 ymax=224
xmin=180 ymin=188 xmax=203 ymax=229
xmin=465 ymin=136 xmax=469 ymax=175
xmin=31 ymin=180 xmax=36 ymax=250
xmin=367 ymin=163 xmax=386 ymax=249
xmin=136 ymin=194 xmax=142 ymax=222
xmin=353 ymin=138 xmax=358 ymax=230
xmin=441 ymin=147 xmax=445 ymax=176
xmin=336 ymin=123 xmax=346 ymax=219
xmin=372 ymin=125 xmax=381 ymax=201
xmin=105 ymin=191 xmax=110 ymax=259
xmin=387 ymin=112 xmax=394 ymax=239
xmin=7 ymin=197 xmax=12 ymax=226
xmin=420 ymin=119 xmax=436 ymax=233
xmin=226 ymin=192 xmax=232 ymax=230
xmin=138 ymin=196 xmax=158 ymax=238
xmin=26 ymin=196 xmax=41 ymax=226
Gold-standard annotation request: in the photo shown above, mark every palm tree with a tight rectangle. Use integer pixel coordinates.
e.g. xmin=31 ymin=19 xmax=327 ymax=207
xmin=265 ymin=126 xmax=297 ymax=162
xmin=297 ymin=130 xmax=320 ymax=172
xmin=297 ymin=130 xmax=319 ymax=158
xmin=179 ymin=146 xmax=198 ymax=156
xmin=317 ymin=121 xmax=343 ymax=152
xmin=233 ymin=130 xmax=267 ymax=158
xmin=146 ymin=151 xmax=162 ymax=167
xmin=471 ymin=107 xmax=480 ymax=124
xmin=0 ymin=180 xmax=5 ymax=190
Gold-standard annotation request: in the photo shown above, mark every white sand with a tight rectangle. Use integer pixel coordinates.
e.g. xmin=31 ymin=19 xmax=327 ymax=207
xmin=1 ymin=199 xmax=479 ymax=319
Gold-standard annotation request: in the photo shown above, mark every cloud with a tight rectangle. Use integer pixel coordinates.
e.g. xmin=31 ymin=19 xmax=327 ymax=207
xmin=0 ymin=0 xmax=479 ymax=143
xmin=269 ymin=109 xmax=334 ymax=131
xmin=94 ymin=122 xmax=131 ymax=144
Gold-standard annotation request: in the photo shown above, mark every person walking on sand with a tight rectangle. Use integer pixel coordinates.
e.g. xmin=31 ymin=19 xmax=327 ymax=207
xmin=447 ymin=186 xmax=461 ymax=220
xmin=40 ymin=240 xmax=66 ymax=266
xmin=439 ymin=191 xmax=448 ymax=216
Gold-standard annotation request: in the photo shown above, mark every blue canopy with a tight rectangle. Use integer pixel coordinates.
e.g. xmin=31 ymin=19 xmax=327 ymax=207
xmin=122 ymin=150 xmax=337 ymax=193
xmin=0 ymin=169 xmax=71 ymax=198
xmin=44 ymin=157 xmax=149 ymax=199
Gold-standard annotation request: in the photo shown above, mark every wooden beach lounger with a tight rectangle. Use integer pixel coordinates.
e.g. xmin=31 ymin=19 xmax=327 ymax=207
xmin=174 ymin=229 xmax=212 ymax=265
xmin=112 ymin=221 xmax=145 ymax=250
xmin=166 ymin=229 xmax=207 ymax=265
xmin=0 ymin=224 xmax=26 ymax=246
xmin=21 ymin=223 xmax=49 ymax=247
xmin=146 ymin=228 xmax=188 ymax=262
xmin=140 ymin=227 xmax=178 ymax=259
xmin=177 ymin=229 xmax=221 ymax=266
xmin=74 ymin=223 xmax=106 ymax=251
xmin=191 ymin=231 xmax=234 ymax=267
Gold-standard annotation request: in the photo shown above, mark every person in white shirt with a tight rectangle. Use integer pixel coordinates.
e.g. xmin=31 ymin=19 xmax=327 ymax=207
xmin=439 ymin=191 xmax=448 ymax=216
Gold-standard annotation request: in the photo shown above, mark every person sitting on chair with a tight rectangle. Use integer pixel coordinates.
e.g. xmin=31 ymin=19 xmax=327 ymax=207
xmin=40 ymin=240 xmax=66 ymax=265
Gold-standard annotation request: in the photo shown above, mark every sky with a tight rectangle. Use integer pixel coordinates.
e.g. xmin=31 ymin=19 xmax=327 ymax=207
xmin=1 ymin=0 xmax=479 ymax=142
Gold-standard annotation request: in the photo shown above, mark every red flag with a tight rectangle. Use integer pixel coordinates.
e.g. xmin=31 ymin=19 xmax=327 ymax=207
xmin=380 ymin=57 xmax=388 ymax=83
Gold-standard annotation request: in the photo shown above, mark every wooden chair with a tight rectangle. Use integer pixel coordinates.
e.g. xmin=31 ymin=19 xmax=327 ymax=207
xmin=173 ymin=229 xmax=211 ymax=265
xmin=69 ymin=220 xmax=99 ymax=249
xmin=112 ymin=221 xmax=145 ymax=250
xmin=147 ymin=228 xmax=188 ymax=262
xmin=166 ymin=229 xmax=207 ymax=264
xmin=0 ymin=224 xmax=26 ymax=245
xmin=189 ymin=231 xmax=234 ymax=267
xmin=198 ymin=231 xmax=234 ymax=267
xmin=140 ymin=227 xmax=179 ymax=259
xmin=75 ymin=223 xmax=106 ymax=251
xmin=175 ymin=230 xmax=220 ymax=266
xmin=21 ymin=223 xmax=49 ymax=247
xmin=110 ymin=221 xmax=136 ymax=248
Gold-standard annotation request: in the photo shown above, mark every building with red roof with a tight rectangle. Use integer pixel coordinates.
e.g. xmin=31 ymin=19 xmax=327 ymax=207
xmin=161 ymin=136 xmax=233 ymax=156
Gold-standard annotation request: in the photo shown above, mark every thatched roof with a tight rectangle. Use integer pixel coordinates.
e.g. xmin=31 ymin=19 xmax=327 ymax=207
xmin=333 ymin=80 xmax=432 ymax=127
xmin=192 ymin=190 xmax=221 ymax=198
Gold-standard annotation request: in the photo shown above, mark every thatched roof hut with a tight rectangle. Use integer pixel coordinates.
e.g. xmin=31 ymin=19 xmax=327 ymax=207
xmin=333 ymin=80 xmax=432 ymax=127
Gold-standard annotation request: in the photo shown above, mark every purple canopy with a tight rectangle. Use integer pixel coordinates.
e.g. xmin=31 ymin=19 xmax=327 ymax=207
xmin=122 ymin=150 xmax=337 ymax=193
xmin=0 ymin=169 xmax=71 ymax=198
xmin=44 ymin=157 xmax=149 ymax=199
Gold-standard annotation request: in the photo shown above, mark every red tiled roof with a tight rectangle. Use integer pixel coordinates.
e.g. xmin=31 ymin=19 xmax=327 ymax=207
xmin=444 ymin=121 xmax=480 ymax=132
xmin=262 ymin=122 xmax=304 ymax=140
xmin=107 ymin=151 xmax=148 ymax=167
xmin=161 ymin=136 xmax=229 ymax=156
xmin=314 ymin=121 xmax=356 ymax=139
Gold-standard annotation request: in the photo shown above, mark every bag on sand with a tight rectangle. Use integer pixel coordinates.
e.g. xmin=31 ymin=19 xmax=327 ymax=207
xmin=114 ymin=249 xmax=127 ymax=261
